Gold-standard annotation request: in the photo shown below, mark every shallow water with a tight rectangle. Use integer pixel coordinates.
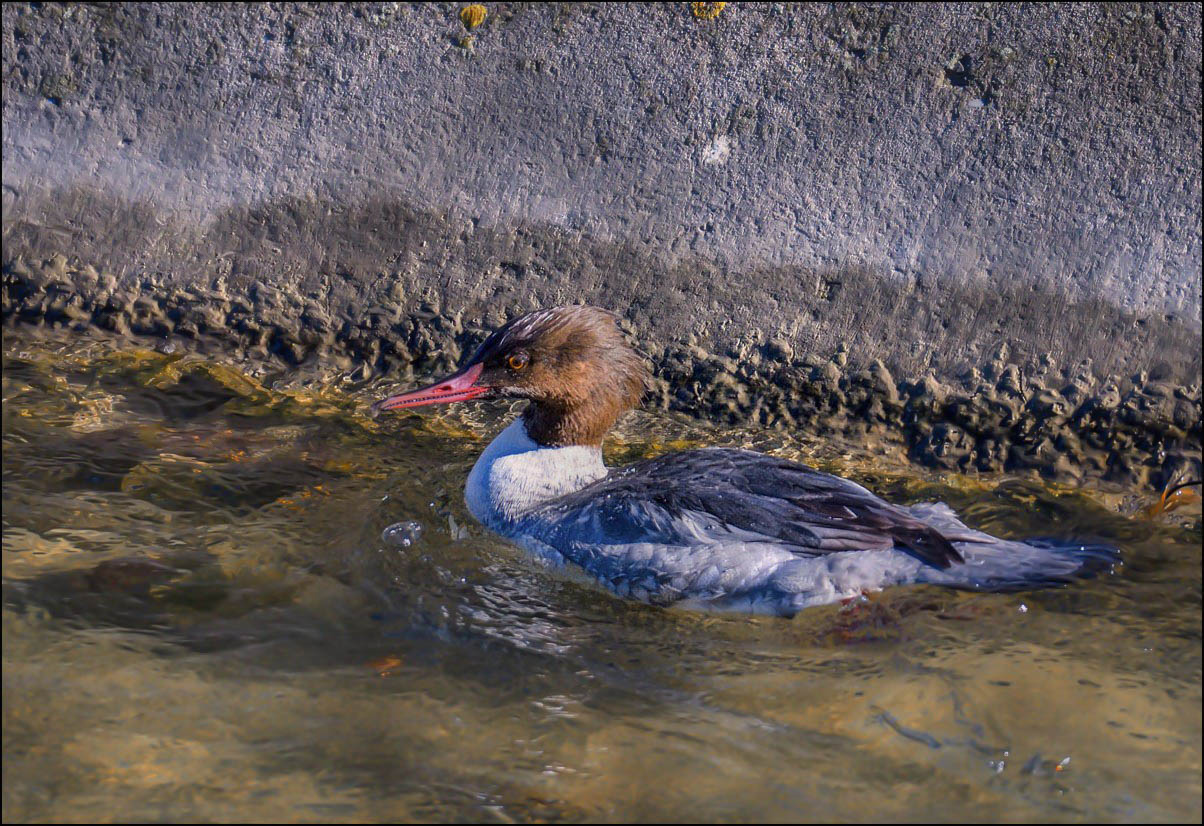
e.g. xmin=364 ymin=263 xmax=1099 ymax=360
xmin=3 ymin=333 xmax=1200 ymax=823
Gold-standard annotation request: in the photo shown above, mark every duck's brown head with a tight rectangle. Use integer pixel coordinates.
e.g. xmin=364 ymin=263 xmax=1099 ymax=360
xmin=373 ymin=306 xmax=649 ymax=446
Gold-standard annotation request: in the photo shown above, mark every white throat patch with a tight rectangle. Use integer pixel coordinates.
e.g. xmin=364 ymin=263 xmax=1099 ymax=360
xmin=465 ymin=419 xmax=608 ymax=529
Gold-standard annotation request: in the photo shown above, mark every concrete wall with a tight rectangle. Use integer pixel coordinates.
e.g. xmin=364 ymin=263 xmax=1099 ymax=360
xmin=2 ymin=2 xmax=1201 ymax=486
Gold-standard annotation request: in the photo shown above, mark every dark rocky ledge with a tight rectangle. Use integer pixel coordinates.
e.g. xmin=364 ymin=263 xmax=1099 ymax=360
xmin=5 ymin=246 xmax=1199 ymax=493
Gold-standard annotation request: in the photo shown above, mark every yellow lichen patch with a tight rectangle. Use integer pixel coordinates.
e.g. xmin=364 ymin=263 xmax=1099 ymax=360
xmin=691 ymin=2 xmax=727 ymax=20
xmin=459 ymin=4 xmax=487 ymax=28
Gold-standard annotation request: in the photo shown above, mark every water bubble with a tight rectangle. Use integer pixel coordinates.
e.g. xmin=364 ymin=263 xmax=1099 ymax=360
xmin=382 ymin=521 xmax=423 ymax=548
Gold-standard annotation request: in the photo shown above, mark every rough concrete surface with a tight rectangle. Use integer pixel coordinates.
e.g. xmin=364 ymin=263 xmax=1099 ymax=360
xmin=2 ymin=2 xmax=1201 ymax=488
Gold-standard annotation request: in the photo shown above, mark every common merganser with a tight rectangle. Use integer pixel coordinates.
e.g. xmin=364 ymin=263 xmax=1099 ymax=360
xmin=373 ymin=306 xmax=1118 ymax=616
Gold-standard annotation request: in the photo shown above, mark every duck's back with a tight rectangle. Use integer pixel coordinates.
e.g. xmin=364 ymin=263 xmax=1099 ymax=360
xmin=511 ymin=448 xmax=1118 ymax=614
xmin=520 ymin=448 xmax=966 ymax=566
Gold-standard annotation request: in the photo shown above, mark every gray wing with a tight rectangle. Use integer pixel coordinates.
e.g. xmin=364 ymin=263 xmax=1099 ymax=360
xmin=525 ymin=448 xmax=965 ymax=569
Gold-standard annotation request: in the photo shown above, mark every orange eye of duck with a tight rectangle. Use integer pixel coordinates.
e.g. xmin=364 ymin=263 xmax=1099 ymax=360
xmin=508 ymin=353 xmax=529 ymax=370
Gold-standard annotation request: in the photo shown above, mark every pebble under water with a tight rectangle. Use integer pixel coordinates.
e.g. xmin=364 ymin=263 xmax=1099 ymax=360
xmin=2 ymin=332 xmax=1200 ymax=823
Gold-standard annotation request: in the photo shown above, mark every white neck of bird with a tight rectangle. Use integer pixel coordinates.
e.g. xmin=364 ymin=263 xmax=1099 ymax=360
xmin=465 ymin=419 xmax=607 ymax=528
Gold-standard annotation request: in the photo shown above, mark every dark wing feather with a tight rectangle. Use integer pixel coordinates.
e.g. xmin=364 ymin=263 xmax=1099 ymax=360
xmin=528 ymin=448 xmax=963 ymax=569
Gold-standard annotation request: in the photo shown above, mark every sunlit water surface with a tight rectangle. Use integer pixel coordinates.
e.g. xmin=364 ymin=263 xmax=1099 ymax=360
xmin=3 ymin=334 xmax=1200 ymax=823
